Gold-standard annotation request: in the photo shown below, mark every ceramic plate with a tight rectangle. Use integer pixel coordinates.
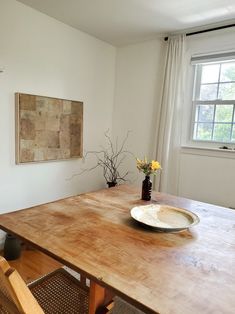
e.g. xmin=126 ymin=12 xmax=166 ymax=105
xmin=130 ymin=204 xmax=199 ymax=232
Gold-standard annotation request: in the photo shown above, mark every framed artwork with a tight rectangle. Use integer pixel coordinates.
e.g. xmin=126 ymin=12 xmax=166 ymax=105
xmin=15 ymin=93 xmax=83 ymax=163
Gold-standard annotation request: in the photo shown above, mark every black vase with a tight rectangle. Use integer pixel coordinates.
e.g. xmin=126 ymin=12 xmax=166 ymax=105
xmin=4 ymin=234 xmax=22 ymax=260
xmin=141 ymin=175 xmax=152 ymax=201
xmin=107 ymin=181 xmax=117 ymax=188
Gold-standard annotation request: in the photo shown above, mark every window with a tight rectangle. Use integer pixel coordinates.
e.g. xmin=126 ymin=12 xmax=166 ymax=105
xmin=191 ymin=54 xmax=235 ymax=145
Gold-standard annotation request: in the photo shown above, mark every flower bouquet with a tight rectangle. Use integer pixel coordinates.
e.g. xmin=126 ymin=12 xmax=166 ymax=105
xmin=136 ymin=157 xmax=161 ymax=200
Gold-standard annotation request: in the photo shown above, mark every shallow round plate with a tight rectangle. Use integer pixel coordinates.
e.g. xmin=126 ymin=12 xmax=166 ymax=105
xmin=130 ymin=204 xmax=199 ymax=232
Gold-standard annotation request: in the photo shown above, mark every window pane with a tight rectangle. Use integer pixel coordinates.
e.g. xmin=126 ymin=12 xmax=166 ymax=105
xmin=218 ymin=83 xmax=235 ymax=100
xmin=193 ymin=123 xmax=197 ymax=138
xmin=200 ymin=84 xmax=218 ymax=100
xmin=215 ymin=105 xmax=233 ymax=122
xmin=231 ymin=126 xmax=235 ymax=142
xmin=197 ymin=105 xmax=214 ymax=122
xmin=201 ymin=64 xmax=220 ymax=83
xmin=194 ymin=123 xmax=213 ymax=140
xmin=220 ymin=62 xmax=235 ymax=82
xmin=195 ymin=106 xmax=199 ymax=122
xmin=213 ymin=124 xmax=231 ymax=142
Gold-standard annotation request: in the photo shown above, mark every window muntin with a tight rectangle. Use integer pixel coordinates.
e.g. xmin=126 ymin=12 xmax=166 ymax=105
xmin=192 ymin=60 xmax=235 ymax=144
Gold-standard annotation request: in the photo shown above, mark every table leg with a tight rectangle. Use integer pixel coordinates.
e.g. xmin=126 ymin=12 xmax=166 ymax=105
xmin=89 ymin=281 xmax=106 ymax=314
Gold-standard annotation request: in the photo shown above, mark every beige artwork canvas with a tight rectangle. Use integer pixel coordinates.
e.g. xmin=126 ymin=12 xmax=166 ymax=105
xmin=15 ymin=93 xmax=83 ymax=163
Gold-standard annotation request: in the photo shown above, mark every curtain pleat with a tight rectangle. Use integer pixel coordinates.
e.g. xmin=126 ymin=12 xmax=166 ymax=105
xmin=154 ymin=35 xmax=186 ymax=194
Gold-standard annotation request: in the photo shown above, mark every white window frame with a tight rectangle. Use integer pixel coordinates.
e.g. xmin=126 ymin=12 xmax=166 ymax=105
xmin=188 ymin=52 xmax=235 ymax=150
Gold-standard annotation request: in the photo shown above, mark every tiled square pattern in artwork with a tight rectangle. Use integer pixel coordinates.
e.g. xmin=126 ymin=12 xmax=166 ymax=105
xmin=15 ymin=93 xmax=83 ymax=163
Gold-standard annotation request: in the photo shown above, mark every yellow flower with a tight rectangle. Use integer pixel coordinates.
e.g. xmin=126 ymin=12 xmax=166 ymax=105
xmin=136 ymin=158 xmax=143 ymax=170
xmin=136 ymin=158 xmax=141 ymax=165
xmin=151 ymin=160 xmax=161 ymax=171
xmin=136 ymin=157 xmax=161 ymax=175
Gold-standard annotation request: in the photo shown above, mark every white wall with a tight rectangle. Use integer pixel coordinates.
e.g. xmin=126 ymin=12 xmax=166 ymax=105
xmin=179 ymin=149 xmax=235 ymax=208
xmin=112 ymin=39 xmax=166 ymax=185
xmin=0 ymin=0 xmax=116 ymax=227
xmin=179 ymin=29 xmax=235 ymax=208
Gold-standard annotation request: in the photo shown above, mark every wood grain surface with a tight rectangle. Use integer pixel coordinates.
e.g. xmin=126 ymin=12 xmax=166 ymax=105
xmin=0 ymin=185 xmax=234 ymax=314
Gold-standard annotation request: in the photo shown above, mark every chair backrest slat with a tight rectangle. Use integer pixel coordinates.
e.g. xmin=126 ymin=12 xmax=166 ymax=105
xmin=0 ymin=256 xmax=44 ymax=314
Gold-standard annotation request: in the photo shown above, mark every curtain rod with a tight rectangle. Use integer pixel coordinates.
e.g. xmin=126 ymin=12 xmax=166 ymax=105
xmin=164 ymin=23 xmax=235 ymax=41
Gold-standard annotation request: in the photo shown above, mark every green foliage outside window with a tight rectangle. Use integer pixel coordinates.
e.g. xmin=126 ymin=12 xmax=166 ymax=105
xmin=193 ymin=61 xmax=235 ymax=143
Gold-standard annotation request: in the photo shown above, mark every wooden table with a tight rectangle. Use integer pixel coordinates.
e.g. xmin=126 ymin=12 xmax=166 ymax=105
xmin=0 ymin=185 xmax=234 ymax=314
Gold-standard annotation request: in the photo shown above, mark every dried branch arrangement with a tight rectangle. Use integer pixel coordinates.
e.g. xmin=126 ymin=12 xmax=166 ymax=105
xmin=78 ymin=131 xmax=132 ymax=186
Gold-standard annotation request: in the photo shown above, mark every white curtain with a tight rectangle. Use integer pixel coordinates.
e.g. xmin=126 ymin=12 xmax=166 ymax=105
xmin=154 ymin=35 xmax=186 ymax=194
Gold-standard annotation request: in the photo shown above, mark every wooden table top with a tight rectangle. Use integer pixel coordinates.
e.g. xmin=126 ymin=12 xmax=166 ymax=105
xmin=0 ymin=185 xmax=234 ymax=314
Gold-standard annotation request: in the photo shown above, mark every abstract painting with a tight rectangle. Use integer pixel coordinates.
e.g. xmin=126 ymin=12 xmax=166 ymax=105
xmin=15 ymin=93 xmax=83 ymax=163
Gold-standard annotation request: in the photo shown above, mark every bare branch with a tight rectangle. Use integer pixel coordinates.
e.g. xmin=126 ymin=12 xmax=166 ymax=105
xmin=69 ymin=130 xmax=132 ymax=185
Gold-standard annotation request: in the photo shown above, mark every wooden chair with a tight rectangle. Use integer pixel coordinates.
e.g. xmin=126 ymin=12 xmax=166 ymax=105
xmin=0 ymin=256 xmax=89 ymax=313
xmin=0 ymin=256 xmax=140 ymax=314
xmin=108 ymin=297 xmax=146 ymax=314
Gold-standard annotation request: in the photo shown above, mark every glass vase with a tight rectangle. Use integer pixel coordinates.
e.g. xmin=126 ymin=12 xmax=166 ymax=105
xmin=141 ymin=175 xmax=152 ymax=201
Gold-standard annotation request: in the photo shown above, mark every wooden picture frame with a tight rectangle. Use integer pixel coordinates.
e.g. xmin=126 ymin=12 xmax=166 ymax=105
xmin=15 ymin=93 xmax=83 ymax=163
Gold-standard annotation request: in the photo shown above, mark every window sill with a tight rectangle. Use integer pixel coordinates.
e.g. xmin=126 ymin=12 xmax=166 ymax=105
xmin=181 ymin=145 xmax=235 ymax=159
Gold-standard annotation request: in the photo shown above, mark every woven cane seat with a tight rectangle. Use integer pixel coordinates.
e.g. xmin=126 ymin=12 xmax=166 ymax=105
xmin=28 ymin=268 xmax=89 ymax=314
xmin=0 ymin=256 xmax=89 ymax=314
xmin=110 ymin=297 xmax=146 ymax=314
xmin=0 ymin=273 xmax=20 ymax=314
xmin=0 ymin=288 xmax=19 ymax=314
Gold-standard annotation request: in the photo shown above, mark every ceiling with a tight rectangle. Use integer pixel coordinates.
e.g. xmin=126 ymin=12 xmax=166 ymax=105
xmin=17 ymin=0 xmax=235 ymax=46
